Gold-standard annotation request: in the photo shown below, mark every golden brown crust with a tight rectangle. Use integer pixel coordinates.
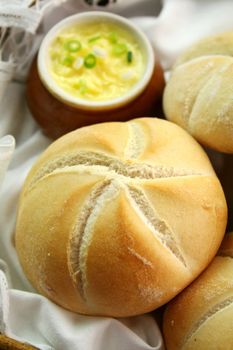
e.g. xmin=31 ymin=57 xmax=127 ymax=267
xmin=163 ymin=32 xmax=233 ymax=153
xmin=15 ymin=118 xmax=227 ymax=316
xmin=21 ymin=117 xmax=216 ymax=194
xmin=85 ymin=189 xmax=190 ymax=316
xmin=163 ymin=234 xmax=233 ymax=350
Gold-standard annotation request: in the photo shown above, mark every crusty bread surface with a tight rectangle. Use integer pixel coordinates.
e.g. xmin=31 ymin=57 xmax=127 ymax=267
xmin=163 ymin=32 xmax=233 ymax=153
xmin=163 ymin=233 xmax=233 ymax=350
xmin=15 ymin=118 xmax=227 ymax=316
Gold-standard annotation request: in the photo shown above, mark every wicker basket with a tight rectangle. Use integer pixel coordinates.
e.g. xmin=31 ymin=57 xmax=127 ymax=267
xmin=0 ymin=334 xmax=39 ymax=350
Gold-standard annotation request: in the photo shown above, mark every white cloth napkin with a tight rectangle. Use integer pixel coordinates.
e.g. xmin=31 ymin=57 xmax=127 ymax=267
xmin=0 ymin=0 xmax=233 ymax=349
xmin=0 ymin=135 xmax=15 ymax=190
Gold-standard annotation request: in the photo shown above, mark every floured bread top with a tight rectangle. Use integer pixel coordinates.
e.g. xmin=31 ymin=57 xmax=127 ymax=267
xmin=164 ymin=233 xmax=233 ymax=350
xmin=24 ymin=117 xmax=215 ymax=189
xmin=163 ymin=32 xmax=233 ymax=153
xmin=16 ymin=118 xmax=227 ymax=316
xmin=174 ymin=31 xmax=233 ymax=68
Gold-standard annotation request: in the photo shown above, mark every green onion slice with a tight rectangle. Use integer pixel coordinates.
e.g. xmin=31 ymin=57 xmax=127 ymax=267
xmin=64 ymin=40 xmax=81 ymax=52
xmin=79 ymin=80 xmax=87 ymax=94
xmin=61 ymin=56 xmax=74 ymax=66
xmin=127 ymin=51 xmax=133 ymax=63
xmin=113 ymin=43 xmax=127 ymax=56
xmin=108 ymin=32 xmax=118 ymax=44
xmin=88 ymin=35 xmax=101 ymax=43
xmin=84 ymin=54 xmax=97 ymax=68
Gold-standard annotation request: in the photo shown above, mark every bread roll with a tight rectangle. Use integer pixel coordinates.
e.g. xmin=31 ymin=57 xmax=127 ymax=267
xmin=15 ymin=118 xmax=227 ymax=317
xmin=163 ymin=32 xmax=233 ymax=153
xmin=163 ymin=232 xmax=233 ymax=350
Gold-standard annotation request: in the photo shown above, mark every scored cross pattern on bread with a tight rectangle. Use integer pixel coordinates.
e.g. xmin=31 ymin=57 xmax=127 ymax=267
xmin=163 ymin=32 xmax=233 ymax=153
xmin=163 ymin=233 xmax=233 ymax=350
xmin=181 ymin=296 xmax=233 ymax=350
xmin=15 ymin=118 xmax=227 ymax=316
xmin=24 ymin=122 xmax=200 ymax=299
xmin=26 ymin=149 xmax=202 ymax=191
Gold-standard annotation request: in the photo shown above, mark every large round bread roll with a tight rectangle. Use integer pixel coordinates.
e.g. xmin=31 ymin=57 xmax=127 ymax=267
xmin=163 ymin=232 xmax=233 ymax=350
xmin=15 ymin=118 xmax=227 ymax=317
xmin=163 ymin=32 xmax=233 ymax=153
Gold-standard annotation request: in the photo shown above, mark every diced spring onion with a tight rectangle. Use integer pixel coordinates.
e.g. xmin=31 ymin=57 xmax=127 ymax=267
xmin=84 ymin=54 xmax=96 ymax=68
xmin=127 ymin=51 xmax=133 ymax=63
xmin=79 ymin=80 xmax=87 ymax=94
xmin=88 ymin=35 xmax=101 ymax=43
xmin=108 ymin=32 xmax=118 ymax=44
xmin=61 ymin=56 xmax=74 ymax=66
xmin=113 ymin=43 xmax=127 ymax=56
xmin=73 ymin=80 xmax=87 ymax=94
xmin=64 ymin=40 xmax=81 ymax=52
